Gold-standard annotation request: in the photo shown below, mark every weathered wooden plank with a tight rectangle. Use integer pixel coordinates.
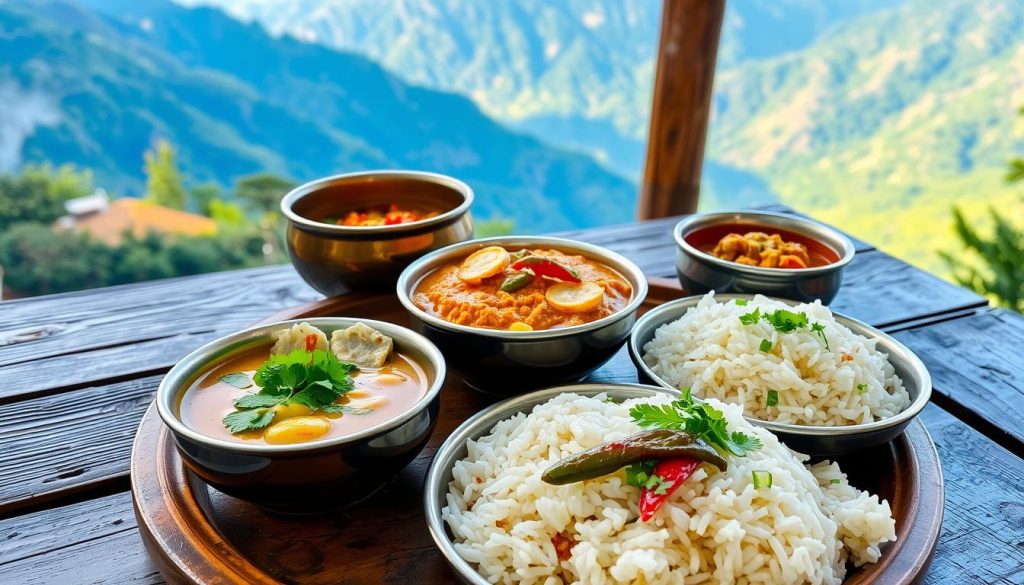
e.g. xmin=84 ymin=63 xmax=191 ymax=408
xmin=0 ymin=376 xmax=159 ymax=513
xmin=2 ymin=402 xmax=1019 ymax=584
xmin=895 ymin=308 xmax=1024 ymax=452
xmin=0 ymin=528 xmax=165 ymax=585
xmin=917 ymin=404 xmax=1024 ymax=584
xmin=0 ymin=492 xmax=138 ymax=566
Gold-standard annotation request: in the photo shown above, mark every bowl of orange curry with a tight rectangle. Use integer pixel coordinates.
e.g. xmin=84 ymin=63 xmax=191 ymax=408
xmin=155 ymin=317 xmax=446 ymax=513
xmin=674 ymin=210 xmax=855 ymax=304
xmin=396 ymin=236 xmax=648 ymax=394
xmin=281 ymin=170 xmax=474 ymax=297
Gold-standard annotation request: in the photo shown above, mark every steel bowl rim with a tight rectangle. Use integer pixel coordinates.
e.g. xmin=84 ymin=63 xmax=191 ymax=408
xmin=423 ymin=382 xmax=679 ymax=585
xmin=155 ymin=317 xmax=447 ymax=455
xmin=396 ymin=235 xmax=649 ymax=340
xmin=280 ymin=170 xmax=475 ymax=236
xmin=673 ymin=210 xmax=856 ymax=277
xmin=628 ymin=293 xmax=932 ymax=437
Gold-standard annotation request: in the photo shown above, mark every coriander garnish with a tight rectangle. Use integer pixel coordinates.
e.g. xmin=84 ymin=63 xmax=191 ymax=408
xmin=766 ymin=389 xmax=779 ymax=407
xmin=221 ymin=349 xmax=357 ymax=434
xmin=856 ymin=383 xmax=868 ymax=394
xmin=739 ymin=306 xmax=831 ymax=351
xmin=218 ymin=372 xmax=252 ymax=389
xmin=759 ymin=338 xmax=773 ymax=352
xmin=629 ymin=388 xmax=762 ymax=457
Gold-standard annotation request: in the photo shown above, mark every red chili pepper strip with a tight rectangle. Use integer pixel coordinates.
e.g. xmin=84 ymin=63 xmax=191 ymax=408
xmin=305 ymin=334 xmax=319 ymax=352
xmin=639 ymin=457 xmax=700 ymax=522
xmin=511 ymin=256 xmax=581 ymax=283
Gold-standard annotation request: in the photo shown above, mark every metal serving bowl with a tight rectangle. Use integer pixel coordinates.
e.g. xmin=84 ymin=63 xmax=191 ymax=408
xmin=674 ymin=210 xmax=856 ymax=304
xmin=628 ymin=294 xmax=932 ymax=456
xmin=396 ymin=236 xmax=649 ymax=394
xmin=281 ymin=170 xmax=474 ymax=297
xmin=155 ymin=318 xmax=446 ymax=514
xmin=424 ymin=383 xmax=676 ymax=585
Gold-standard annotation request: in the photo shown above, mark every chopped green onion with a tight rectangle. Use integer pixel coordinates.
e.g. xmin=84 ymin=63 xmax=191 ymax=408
xmin=752 ymin=470 xmax=773 ymax=489
xmin=766 ymin=389 xmax=779 ymax=407
xmin=735 ymin=299 xmax=748 ymax=306
xmin=829 ymin=478 xmax=841 ymax=485
xmin=759 ymin=338 xmax=773 ymax=352
xmin=856 ymin=383 xmax=868 ymax=394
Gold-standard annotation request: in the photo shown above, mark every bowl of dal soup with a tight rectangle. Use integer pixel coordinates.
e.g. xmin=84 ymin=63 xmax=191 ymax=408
xmin=281 ymin=170 xmax=474 ymax=296
xmin=396 ymin=236 xmax=648 ymax=394
xmin=155 ymin=318 xmax=446 ymax=514
xmin=674 ymin=210 xmax=855 ymax=304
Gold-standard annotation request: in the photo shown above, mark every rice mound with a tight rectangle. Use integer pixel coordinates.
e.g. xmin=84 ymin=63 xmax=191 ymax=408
xmin=442 ymin=393 xmax=896 ymax=585
xmin=642 ymin=292 xmax=910 ymax=426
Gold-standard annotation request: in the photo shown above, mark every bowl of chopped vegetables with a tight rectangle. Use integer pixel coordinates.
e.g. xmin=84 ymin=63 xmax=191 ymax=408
xmin=282 ymin=170 xmax=474 ymax=297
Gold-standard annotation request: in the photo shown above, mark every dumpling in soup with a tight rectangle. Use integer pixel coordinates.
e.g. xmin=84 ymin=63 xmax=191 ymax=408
xmin=271 ymin=322 xmax=328 ymax=355
xmin=330 ymin=322 xmax=393 ymax=368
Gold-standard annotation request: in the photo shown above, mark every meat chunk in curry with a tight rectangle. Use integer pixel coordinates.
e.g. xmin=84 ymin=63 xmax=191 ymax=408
xmin=710 ymin=232 xmax=811 ymax=269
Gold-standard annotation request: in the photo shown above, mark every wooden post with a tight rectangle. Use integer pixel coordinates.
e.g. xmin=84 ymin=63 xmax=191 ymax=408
xmin=638 ymin=0 xmax=725 ymax=219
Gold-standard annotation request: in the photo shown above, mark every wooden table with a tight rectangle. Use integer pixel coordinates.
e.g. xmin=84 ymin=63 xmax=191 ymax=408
xmin=2 ymin=205 xmax=1023 ymax=584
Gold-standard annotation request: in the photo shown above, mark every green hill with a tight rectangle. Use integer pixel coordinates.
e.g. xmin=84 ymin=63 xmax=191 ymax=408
xmin=0 ymin=0 xmax=636 ymax=232
xmin=708 ymin=0 xmax=1024 ymax=274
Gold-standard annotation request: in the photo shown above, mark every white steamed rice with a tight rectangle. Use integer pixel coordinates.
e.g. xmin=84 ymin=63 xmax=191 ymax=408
xmin=442 ymin=393 xmax=896 ymax=585
xmin=642 ymin=292 xmax=910 ymax=426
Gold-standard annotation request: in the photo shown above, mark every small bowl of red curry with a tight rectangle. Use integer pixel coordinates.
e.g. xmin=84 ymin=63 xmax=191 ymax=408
xmin=155 ymin=318 xmax=446 ymax=514
xmin=674 ymin=211 xmax=855 ymax=304
xmin=397 ymin=236 xmax=648 ymax=394
xmin=281 ymin=170 xmax=474 ymax=297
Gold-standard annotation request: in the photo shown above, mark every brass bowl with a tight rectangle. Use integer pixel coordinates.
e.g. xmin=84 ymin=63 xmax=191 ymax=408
xmin=281 ymin=171 xmax=474 ymax=296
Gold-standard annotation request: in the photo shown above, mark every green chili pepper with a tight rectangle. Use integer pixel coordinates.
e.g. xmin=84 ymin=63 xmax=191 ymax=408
xmin=499 ymin=271 xmax=534 ymax=292
xmin=541 ymin=429 xmax=727 ymax=485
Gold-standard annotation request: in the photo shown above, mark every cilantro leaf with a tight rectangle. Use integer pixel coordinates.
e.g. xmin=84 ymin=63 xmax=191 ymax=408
xmin=629 ymin=388 xmax=761 ymax=457
xmin=762 ymin=309 xmax=808 ymax=333
xmin=759 ymin=338 xmax=773 ymax=352
xmin=223 ymin=408 xmax=276 ymax=433
xmin=625 ymin=460 xmax=657 ymax=488
xmin=856 ymin=383 xmax=868 ymax=394
xmin=738 ymin=308 xmax=761 ymax=326
xmin=290 ymin=379 xmax=341 ymax=409
xmin=233 ymin=394 xmax=286 ymax=409
xmin=218 ymin=372 xmax=252 ymax=389
xmin=735 ymin=299 xmax=748 ymax=306
xmin=320 ymin=404 xmax=375 ymax=415
xmin=810 ymin=322 xmax=831 ymax=351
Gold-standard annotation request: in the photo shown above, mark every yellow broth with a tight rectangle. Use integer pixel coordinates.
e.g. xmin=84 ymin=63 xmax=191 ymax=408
xmin=178 ymin=346 xmax=428 ymax=444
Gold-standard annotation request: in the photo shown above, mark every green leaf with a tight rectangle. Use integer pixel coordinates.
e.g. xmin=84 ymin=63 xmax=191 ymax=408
xmin=738 ymin=307 xmax=761 ymax=326
xmin=291 ymin=379 xmax=342 ymax=409
xmin=629 ymin=388 xmax=762 ymax=457
xmin=856 ymin=383 xmax=868 ymax=394
xmin=629 ymin=403 xmax=688 ymax=430
xmin=624 ymin=460 xmax=657 ymax=488
xmin=218 ymin=372 xmax=252 ymax=389
xmin=766 ymin=389 xmax=779 ymax=407
xmin=734 ymin=299 xmax=748 ymax=306
xmin=222 ymin=408 xmax=276 ymax=434
xmin=233 ymin=394 xmax=286 ymax=409
xmin=810 ymin=322 xmax=831 ymax=351
xmin=319 ymin=403 xmax=374 ymax=415
xmin=759 ymin=338 xmax=773 ymax=352
xmin=762 ymin=309 xmax=808 ymax=333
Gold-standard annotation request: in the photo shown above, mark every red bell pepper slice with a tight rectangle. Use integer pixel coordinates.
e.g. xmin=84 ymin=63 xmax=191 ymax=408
xmin=511 ymin=256 xmax=580 ymax=283
xmin=639 ymin=457 xmax=700 ymax=521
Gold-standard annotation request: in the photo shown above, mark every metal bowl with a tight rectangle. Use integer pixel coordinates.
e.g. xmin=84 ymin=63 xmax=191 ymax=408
xmin=424 ymin=383 xmax=676 ymax=585
xmin=155 ymin=318 xmax=446 ymax=514
xmin=628 ymin=294 xmax=932 ymax=456
xmin=396 ymin=236 xmax=649 ymax=394
xmin=281 ymin=170 xmax=474 ymax=297
xmin=674 ymin=210 xmax=856 ymax=304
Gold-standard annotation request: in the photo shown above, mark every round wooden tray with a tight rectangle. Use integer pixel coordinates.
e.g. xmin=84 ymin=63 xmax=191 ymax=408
xmin=131 ymin=279 xmax=944 ymax=584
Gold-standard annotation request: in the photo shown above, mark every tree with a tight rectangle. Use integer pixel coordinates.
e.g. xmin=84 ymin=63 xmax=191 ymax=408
xmin=189 ymin=182 xmax=221 ymax=216
xmin=144 ymin=140 xmax=187 ymax=209
xmin=0 ymin=223 xmax=108 ymax=294
xmin=234 ymin=173 xmax=296 ymax=214
xmin=0 ymin=163 xmax=93 ymax=232
xmin=941 ymin=106 xmax=1024 ymax=313
xmin=476 ymin=217 xmax=516 ymax=237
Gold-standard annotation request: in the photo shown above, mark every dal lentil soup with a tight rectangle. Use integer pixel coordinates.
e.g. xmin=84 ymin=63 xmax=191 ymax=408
xmin=412 ymin=246 xmax=632 ymax=331
xmin=178 ymin=322 xmax=428 ymax=445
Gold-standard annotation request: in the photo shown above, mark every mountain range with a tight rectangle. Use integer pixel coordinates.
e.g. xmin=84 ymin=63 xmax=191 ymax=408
xmin=183 ymin=0 xmax=1024 ymax=275
xmin=0 ymin=0 xmax=635 ymax=232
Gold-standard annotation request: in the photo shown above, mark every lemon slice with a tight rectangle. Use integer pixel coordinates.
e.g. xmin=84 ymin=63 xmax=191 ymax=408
xmin=545 ymin=281 xmax=605 ymax=313
xmin=508 ymin=321 xmax=534 ymax=331
xmin=458 ymin=246 xmax=510 ymax=283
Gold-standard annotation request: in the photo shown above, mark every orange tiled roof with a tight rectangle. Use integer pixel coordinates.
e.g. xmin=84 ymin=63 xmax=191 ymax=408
xmin=61 ymin=198 xmax=216 ymax=245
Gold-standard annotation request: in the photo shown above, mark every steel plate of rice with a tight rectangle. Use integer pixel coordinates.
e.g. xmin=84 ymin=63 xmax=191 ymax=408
xmin=442 ymin=392 xmax=896 ymax=585
xmin=642 ymin=292 xmax=910 ymax=426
